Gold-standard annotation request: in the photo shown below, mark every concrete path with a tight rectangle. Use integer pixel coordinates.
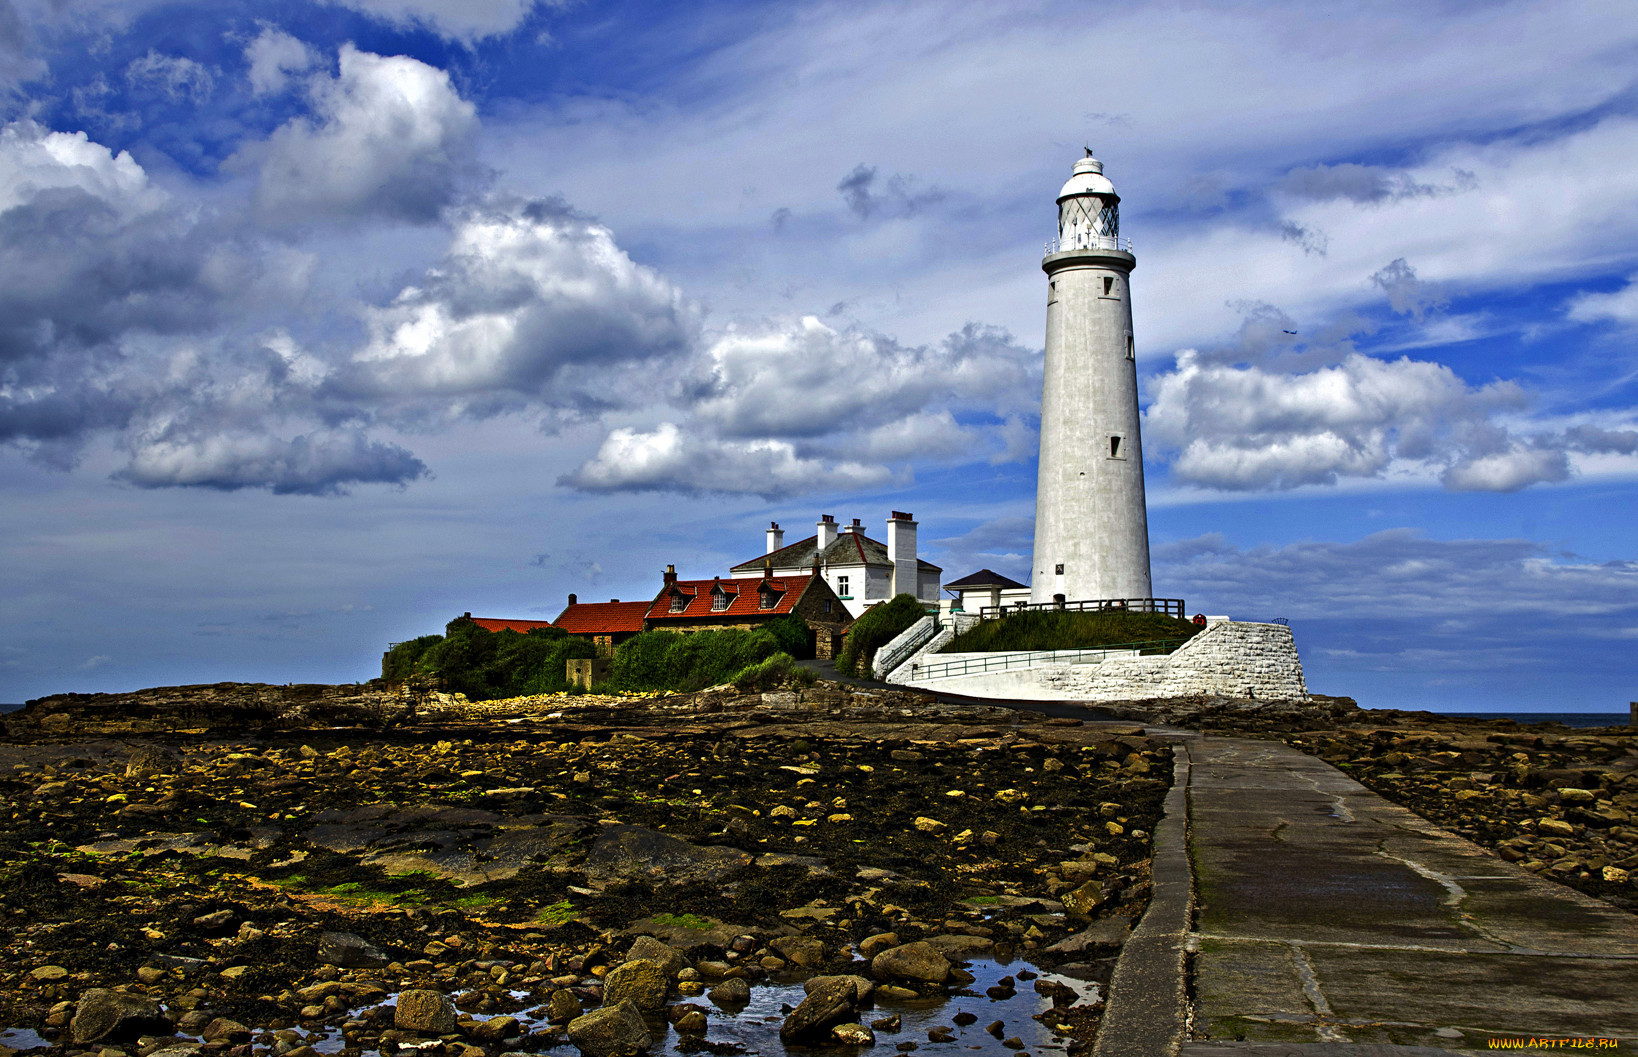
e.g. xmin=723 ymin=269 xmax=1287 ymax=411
xmin=1100 ymin=735 xmax=1638 ymax=1055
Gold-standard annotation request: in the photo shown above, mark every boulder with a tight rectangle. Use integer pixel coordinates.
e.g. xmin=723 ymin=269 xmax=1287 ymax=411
xmin=624 ymin=936 xmax=686 ymax=978
xmin=780 ymin=975 xmax=861 ymax=1042
xmin=318 ymin=931 xmax=388 ymax=969
xmin=395 ymin=989 xmax=457 ymax=1034
xmin=771 ymin=935 xmax=825 ymax=969
xmin=201 ymin=1018 xmax=251 ymax=1044
xmin=1061 ymin=880 xmax=1104 ymax=920
xmin=869 ymin=942 xmax=950 ymax=985
xmin=546 ymin=988 xmax=583 ymax=1023
xmin=70 ymin=990 xmax=173 ymax=1044
xmin=568 ymin=999 xmax=652 ymax=1057
xmin=584 ymin=825 xmax=750 ymax=886
xmin=805 ymin=975 xmax=875 ymax=1004
xmin=708 ymin=978 xmax=751 ymax=1007
xmin=831 ymin=1022 xmax=876 ymax=1046
xmin=602 ymin=958 xmax=668 ymax=1012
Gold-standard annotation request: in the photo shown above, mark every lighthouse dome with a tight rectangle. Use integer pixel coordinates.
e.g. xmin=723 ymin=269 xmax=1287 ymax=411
xmin=1057 ymin=155 xmax=1117 ymax=201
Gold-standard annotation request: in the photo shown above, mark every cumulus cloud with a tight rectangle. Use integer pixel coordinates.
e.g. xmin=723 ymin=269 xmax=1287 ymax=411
xmin=1564 ymin=424 xmax=1638 ymax=455
xmin=316 ymin=0 xmax=549 ymax=43
xmin=336 ymin=197 xmax=695 ymax=421
xmin=563 ymin=422 xmax=896 ymax=498
xmin=118 ymin=427 xmax=427 ymax=495
xmin=248 ymin=44 xmax=479 ymax=224
xmin=1143 ymin=349 xmax=1567 ymax=492
xmin=124 ymin=50 xmax=215 ymax=103
xmin=243 ymin=24 xmax=319 ymax=96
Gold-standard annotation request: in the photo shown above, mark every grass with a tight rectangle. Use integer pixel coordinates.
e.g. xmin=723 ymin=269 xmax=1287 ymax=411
xmin=651 ymin=912 xmax=714 ymax=929
xmin=940 ymin=609 xmax=1202 ymax=653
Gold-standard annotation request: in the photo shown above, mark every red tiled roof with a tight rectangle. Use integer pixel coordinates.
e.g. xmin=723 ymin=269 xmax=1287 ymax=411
xmin=469 ymin=617 xmax=556 ymax=634
xmin=647 ymin=575 xmax=813 ymax=621
xmin=552 ymin=600 xmax=652 ymax=635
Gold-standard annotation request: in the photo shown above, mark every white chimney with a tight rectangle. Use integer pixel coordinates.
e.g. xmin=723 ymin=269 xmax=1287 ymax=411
xmin=887 ymin=511 xmax=918 ymax=599
xmin=766 ymin=521 xmax=784 ymax=554
xmin=816 ymin=514 xmax=838 ymax=552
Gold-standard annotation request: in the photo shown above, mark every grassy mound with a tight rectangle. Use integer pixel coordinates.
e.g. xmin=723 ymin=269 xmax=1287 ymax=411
xmin=835 ymin=594 xmax=929 ymax=677
xmin=940 ymin=609 xmax=1201 ymax=653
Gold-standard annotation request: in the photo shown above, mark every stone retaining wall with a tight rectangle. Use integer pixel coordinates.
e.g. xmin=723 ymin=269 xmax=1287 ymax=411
xmin=908 ymin=621 xmax=1309 ymax=703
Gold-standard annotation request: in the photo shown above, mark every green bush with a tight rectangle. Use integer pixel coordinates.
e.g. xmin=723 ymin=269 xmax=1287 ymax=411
xmin=600 ymin=626 xmax=789 ymax=693
xmin=835 ymin=593 xmax=928 ymax=677
xmin=379 ymin=618 xmax=595 ymax=700
xmin=732 ymin=652 xmax=816 ymax=692
xmin=940 ymin=609 xmax=1201 ymax=654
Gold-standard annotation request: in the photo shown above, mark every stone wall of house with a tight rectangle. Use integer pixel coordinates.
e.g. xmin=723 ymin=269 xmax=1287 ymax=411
xmin=907 ymin=621 xmax=1309 ymax=702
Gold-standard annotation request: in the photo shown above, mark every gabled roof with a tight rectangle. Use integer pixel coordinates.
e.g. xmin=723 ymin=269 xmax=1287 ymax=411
xmin=647 ymin=575 xmax=814 ymax=622
xmin=730 ymin=533 xmax=942 ymax=573
xmin=552 ymin=600 xmax=651 ymax=635
xmin=469 ymin=617 xmax=556 ymax=634
xmin=945 ymin=568 xmax=1028 ymax=590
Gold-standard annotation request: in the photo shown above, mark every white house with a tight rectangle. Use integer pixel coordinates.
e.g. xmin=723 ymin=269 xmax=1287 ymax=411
xmin=728 ymin=512 xmax=942 ymax=619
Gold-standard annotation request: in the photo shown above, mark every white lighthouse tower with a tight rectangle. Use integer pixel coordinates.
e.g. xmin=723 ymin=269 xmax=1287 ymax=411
xmin=1030 ymin=152 xmax=1153 ymax=605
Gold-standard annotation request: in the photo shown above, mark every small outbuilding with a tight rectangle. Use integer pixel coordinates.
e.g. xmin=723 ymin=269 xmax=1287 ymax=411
xmin=943 ymin=569 xmax=1030 ymax=615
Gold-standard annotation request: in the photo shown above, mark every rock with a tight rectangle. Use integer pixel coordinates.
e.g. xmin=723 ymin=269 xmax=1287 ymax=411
xmin=30 ymin=966 xmax=68 ymax=981
xmin=219 ymin=965 xmax=251 ymax=981
xmin=806 ymin=975 xmax=875 ymax=1004
xmin=1046 ymin=916 xmax=1131 ymax=954
xmin=831 ymin=1023 xmax=877 ymax=1046
xmin=395 ymin=990 xmax=457 ymax=1034
xmin=318 ymin=931 xmax=388 ymax=969
xmin=602 ymin=959 xmax=668 ymax=1012
xmin=546 ymin=989 xmax=582 ymax=1023
xmin=673 ymin=1008 xmax=707 ymax=1035
xmin=870 ymin=942 xmax=950 ymax=985
xmin=781 ymin=976 xmax=861 ymax=1042
xmin=1539 ymin=818 xmax=1576 ymax=838
xmin=872 ymin=1013 xmax=902 ymax=1032
xmin=71 ymin=990 xmax=172 ymax=1044
xmin=912 ymin=817 xmax=945 ymax=832
xmin=924 ymin=935 xmax=993 ymax=957
xmin=859 ymin=932 xmax=900 ymax=958
xmin=951 ymin=1012 xmax=976 ymax=1026
xmin=771 ymin=935 xmax=825 ymax=969
xmin=473 ymin=1016 xmax=521 ymax=1041
xmin=125 ymin=746 xmax=177 ymax=778
xmin=135 ymin=967 xmax=166 ymax=985
xmin=877 ymin=985 xmax=918 ymax=1000
xmin=567 ymin=999 xmax=652 ymax=1057
xmin=176 ymin=1010 xmax=213 ymax=1035
xmin=1061 ymin=880 xmax=1104 ymax=920
xmin=584 ymin=825 xmax=750 ymax=886
xmin=708 ymin=978 xmax=751 ymax=1007
xmin=624 ymin=936 xmax=686 ymax=978
xmin=191 ymin=909 xmax=236 ymax=930
xmin=201 ymin=1019 xmax=251 ymax=1044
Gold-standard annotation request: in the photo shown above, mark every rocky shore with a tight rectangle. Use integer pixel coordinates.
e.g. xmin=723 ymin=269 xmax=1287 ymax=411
xmin=1 ymin=683 xmax=1168 ymax=1057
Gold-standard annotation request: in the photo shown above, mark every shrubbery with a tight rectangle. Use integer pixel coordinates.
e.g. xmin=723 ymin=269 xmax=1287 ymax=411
xmin=834 ymin=593 xmax=929 ymax=677
xmin=599 ymin=615 xmax=813 ymax=693
xmin=940 ymin=609 xmax=1201 ymax=654
xmin=380 ymin=618 xmax=596 ymax=700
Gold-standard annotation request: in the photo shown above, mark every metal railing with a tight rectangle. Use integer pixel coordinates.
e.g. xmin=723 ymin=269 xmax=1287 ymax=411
xmin=872 ymin=614 xmax=940 ymax=679
xmin=909 ymin=638 xmax=1187 ymax=682
xmin=979 ymin=597 xmax=1186 ymax=620
xmin=1045 ymin=234 xmax=1132 ymax=255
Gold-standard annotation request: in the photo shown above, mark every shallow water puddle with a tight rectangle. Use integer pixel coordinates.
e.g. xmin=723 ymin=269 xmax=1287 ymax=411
xmin=0 ymin=1028 xmax=52 ymax=1051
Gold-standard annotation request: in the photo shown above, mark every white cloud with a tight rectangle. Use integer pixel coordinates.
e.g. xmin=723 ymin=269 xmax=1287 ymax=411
xmin=339 ymin=197 xmax=695 ymax=420
xmin=563 ymin=422 xmax=897 ymax=497
xmin=0 ymin=119 xmax=160 ymax=216
xmin=1143 ymin=349 xmax=1562 ymax=492
xmin=118 ymin=427 xmax=427 ymax=495
xmin=1568 ymin=272 xmax=1638 ymax=328
xmin=124 ymin=50 xmax=215 ymax=103
xmin=248 ymin=44 xmax=478 ymax=224
xmin=242 ymin=23 xmax=318 ymax=96
xmin=316 ymin=0 xmax=548 ymax=43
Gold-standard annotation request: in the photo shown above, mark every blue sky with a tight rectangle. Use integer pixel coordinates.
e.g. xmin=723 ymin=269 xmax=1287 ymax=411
xmin=2 ymin=0 xmax=1636 ymax=711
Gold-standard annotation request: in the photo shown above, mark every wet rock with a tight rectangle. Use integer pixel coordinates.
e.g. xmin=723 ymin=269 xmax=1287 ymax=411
xmin=395 ymin=990 xmax=457 ymax=1034
xmin=202 ymin=1019 xmax=251 ymax=1044
xmin=192 ymin=909 xmax=236 ymax=930
xmin=1061 ymin=880 xmax=1104 ymax=920
xmin=951 ymin=1012 xmax=976 ymax=1026
xmin=71 ymin=990 xmax=173 ymax=1044
xmin=806 ymin=974 xmax=875 ymax=1003
xmin=602 ymin=958 xmax=667 ymax=1012
xmin=831 ymin=1022 xmax=876 ymax=1046
xmin=927 ymin=1026 xmax=955 ymax=1043
xmin=624 ymin=936 xmax=685 ymax=978
xmin=781 ymin=975 xmax=862 ymax=1042
xmin=872 ymin=1013 xmax=902 ymax=1032
xmin=567 ymin=999 xmax=652 ymax=1057
xmin=858 ymin=932 xmax=899 ymax=958
xmin=318 ymin=931 xmax=388 ymax=969
xmin=473 ymin=1016 xmax=521 ymax=1041
xmin=546 ymin=989 xmax=582 ymax=1023
xmin=870 ymin=942 xmax=950 ymax=985
xmin=673 ymin=1008 xmax=708 ymax=1035
xmin=708 ymin=978 xmax=751 ymax=1007
xmin=771 ymin=935 xmax=825 ymax=969
xmin=584 ymin=825 xmax=750 ymax=886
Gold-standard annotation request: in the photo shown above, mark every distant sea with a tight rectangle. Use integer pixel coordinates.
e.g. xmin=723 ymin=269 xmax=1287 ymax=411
xmin=1380 ymin=710 xmax=1631 ymax=729
xmin=2 ymin=702 xmax=22 ymax=714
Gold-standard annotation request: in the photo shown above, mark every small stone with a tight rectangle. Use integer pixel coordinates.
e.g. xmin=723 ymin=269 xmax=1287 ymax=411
xmin=912 ymin=817 xmax=946 ymax=832
xmin=201 ymin=1019 xmax=250 ymax=1044
xmin=674 ymin=1008 xmax=707 ymax=1035
xmin=858 ymin=932 xmax=899 ymax=958
xmin=708 ymin=978 xmax=751 ymax=1007
xmin=871 ymin=1014 xmax=902 ymax=1033
xmin=135 ymin=967 xmax=166 ymax=985
xmin=546 ymin=989 xmax=582 ymax=1023
xmin=602 ymin=959 xmax=668 ymax=1012
xmin=30 ymin=966 xmax=69 ymax=981
xmin=1538 ymin=818 xmax=1576 ymax=837
xmin=951 ymin=1012 xmax=976 ymax=1026
xmin=219 ymin=966 xmax=251 ymax=981
xmin=318 ymin=932 xmax=388 ymax=969
xmin=831 ymin=1023 xmax=876 ymax=1046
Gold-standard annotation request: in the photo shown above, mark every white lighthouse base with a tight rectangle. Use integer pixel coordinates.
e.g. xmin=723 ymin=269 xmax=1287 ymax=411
xmin=905 ymin=621 xmax=1309 ymax=703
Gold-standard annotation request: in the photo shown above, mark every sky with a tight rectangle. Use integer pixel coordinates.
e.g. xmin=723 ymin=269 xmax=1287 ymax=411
xmin=2 ymin=0 xmax=1636 ymax=712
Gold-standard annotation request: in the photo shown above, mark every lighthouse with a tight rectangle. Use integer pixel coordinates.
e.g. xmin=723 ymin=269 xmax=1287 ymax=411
xmin=1030 ymin=152 xmax=1153 ymax=604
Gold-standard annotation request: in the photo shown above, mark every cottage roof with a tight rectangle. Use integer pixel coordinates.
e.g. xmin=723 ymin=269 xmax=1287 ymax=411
xmin=468 ymin=617 xmax=556 ymax=634
xmin=944 ymin=568 xmax=1028 ymax=590
xmin=551 ymin=600 xmax=651 ymax=635
xmin=647 ymin=575 xmax=815 ymax=622
xmin=729 ymin=533 xmax=941 ymax=574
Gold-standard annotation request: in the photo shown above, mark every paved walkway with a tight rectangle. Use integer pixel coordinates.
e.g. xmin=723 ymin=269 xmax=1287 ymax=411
xmin=1098 ymin=735 xmax=1638 ymax=1055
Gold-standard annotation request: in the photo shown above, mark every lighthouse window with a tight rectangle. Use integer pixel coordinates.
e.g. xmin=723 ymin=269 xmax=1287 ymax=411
xmin=1127 ymin=334 xmax=1135 ymax=359
xmin=1054 ymin=564 xmax=1065 ymax=575
xmin=1103 ymin=276 xmax=1114 ymax=295
xmin=1110 ymin=435 xmax=1123 ymax=458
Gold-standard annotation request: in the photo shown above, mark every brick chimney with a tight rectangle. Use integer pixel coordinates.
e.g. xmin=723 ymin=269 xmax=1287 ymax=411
xmin=567 ymin=593 xmax=577 ymax=606
xmin=767 ymin=521 xmax=784 ymax=554
xmin=663 ymin=564 xmax=677 ymax=586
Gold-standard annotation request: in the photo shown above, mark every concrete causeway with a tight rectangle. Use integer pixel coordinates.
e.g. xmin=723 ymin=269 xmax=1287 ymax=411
xmin=1096 ymin=735 xmax=1638 ymax=1055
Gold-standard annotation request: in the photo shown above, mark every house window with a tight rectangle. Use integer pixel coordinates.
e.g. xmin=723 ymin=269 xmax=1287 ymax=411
xmin=669 ymin=593 xmax=687 ymax=613
xmin=824 ymin=599 xmax=832 ymax=614
xmin=759 ymin=588 xmax=782 ymax=610
xmin=837 ymin=575 xmax=850 ymax=598
xmin=711 ymin=588 xmax=729 ymax=612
